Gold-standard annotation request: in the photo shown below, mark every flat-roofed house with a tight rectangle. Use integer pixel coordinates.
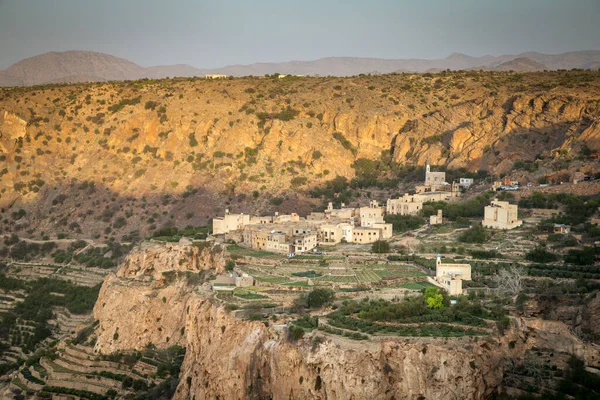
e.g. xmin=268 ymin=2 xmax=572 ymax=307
xmin=319 ymin=222 xmax=355 ymax=245
xmin=359 ymin=200 xmax=385 ymax=227
xmin=372 ymin=222 xmax=393 ymax=239
xmin=292 ymin=232 xmax=318 ymax=253
xmin=432 ymin=255 xmax=471 ymax=295
xmin=482 ymin=200 xmax=523 ymax=230
xmin=213 ymin=210 xmax=250 ymax=234
xmin=353 ymin=227 xmax=383 ymax=244
xmin=459 ymin=178 xmax=474 ymax=187
xmin=386 ymin=194 xmax=425 ymax=216
xmin=265 ymin=231 xmax=292 ymax=254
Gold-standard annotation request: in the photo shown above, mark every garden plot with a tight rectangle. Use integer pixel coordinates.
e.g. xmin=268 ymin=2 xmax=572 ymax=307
xmin=314 ymin=275 xmax=358 ymax=284
xmin=355 ymin=270 xmax=381 ymax=283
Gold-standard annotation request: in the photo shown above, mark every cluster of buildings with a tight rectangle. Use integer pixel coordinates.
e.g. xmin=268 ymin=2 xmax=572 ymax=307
xmin=214 ymin=200 xmax=393 ymax=255
xmin=212 ymin=165 xmax=524 ymax=255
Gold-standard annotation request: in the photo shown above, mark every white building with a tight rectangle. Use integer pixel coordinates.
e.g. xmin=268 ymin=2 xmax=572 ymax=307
xmin=459 ymin=178 xmax=474 ymax=187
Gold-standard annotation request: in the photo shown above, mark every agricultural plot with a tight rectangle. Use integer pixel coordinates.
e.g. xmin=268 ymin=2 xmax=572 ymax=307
xmin=239 ymin=267 xmax=290 ymax=284
xmin=375 ymin=269 xmax=428 ymax=278
xmin=398 ymin=282 xmax=435 ymax=290
xmin=314 ymin=275 xmax=358 ymax=284
xmin=355 ymin=270 xmax=381 ymax=283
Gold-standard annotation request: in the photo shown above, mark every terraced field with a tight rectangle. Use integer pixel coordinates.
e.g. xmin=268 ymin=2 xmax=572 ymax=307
xmin=227 ymin=244 xmax=282 ymax=259
xmin=6 ymin=263 xmax=107 ymax=287
xmin=8 ymin=342 xmax=184 ymax=398
xmin=314 ymin=275 xmax=358 ymax=284
xmin=355 ymin=270 xmax=381 ymax=283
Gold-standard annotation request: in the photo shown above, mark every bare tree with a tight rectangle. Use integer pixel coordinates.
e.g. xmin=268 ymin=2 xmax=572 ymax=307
xmin=492 ymin=266 xmax=524 ymax=296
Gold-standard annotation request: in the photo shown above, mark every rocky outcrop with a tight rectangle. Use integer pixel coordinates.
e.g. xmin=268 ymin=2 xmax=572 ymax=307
xmin=93 ymin=242 xmax=226 ymax=353
xmin=117 ymin=241 xmax=227 ymax=279
xmin=174 ymin=298 xmax=520 ymax=400
xmin=93 ymin=242 xmax=600 ymax=399
xmin=1 ymin=73 xmax=599 ymax=237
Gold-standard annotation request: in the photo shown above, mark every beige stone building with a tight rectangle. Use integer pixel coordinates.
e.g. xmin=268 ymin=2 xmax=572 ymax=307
xmin=326 ymin=202 xmax=355 ymax=220
xmin=292 ymin=232 xmax=318 ymax=253
xmin=265 ymin=231 xmax=292 ymax=254
xmin=372 ymin=222 xmax=393 ymax=239
xmin=319 ymin=222 xmax=354 ymax=245
xmin=213 ymin=210 xmax=250 ymax=234
xmin=205 ymin=74 xmax=227 ymax=79
xmin=359 ymin=200 xmax=386 ymax=226
xmin=425 ymin=164 xmax=446 ymax=189
xmin=482 ymin=200 xmax=523 ymax=230
xmin=431 ymin=255 xmax=471 ymax=296
xmin=430 ymin=210 xmax=443 ymax=225
xmin=353 ymin=227 xmax=384 ymax=244
xmin=386 ymin=194 xmax=425 ymax=215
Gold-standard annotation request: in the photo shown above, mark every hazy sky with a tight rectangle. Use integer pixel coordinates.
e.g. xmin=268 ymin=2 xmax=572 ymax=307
xmin=0 ymin=0 xmax=599 ymax=69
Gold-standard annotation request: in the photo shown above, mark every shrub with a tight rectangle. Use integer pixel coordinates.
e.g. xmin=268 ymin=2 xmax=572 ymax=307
xmin=525 ymin=246 xmax=559 ymax=263
xmin=424 ymin=287 xmax=444 ymax=309
xmin=458 ymin=225 xmax=488 ymax=243
xmin=288 ymin=325 xmax=305 ymax=341
xmin=371 ymin=240 xmax=390 ymax=253
xmin=385 ymin=214 xmax=425 ymax=233
xmin=307 ymin=289 xmax=335 ymax=308
xmin=332 ymin=132 xmax=357 ymax=155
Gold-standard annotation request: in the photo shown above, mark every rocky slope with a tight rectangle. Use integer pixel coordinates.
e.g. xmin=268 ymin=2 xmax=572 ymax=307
xmin=91 ymin=243 xmax=600 ymax=400
xmin=0 ymin=51 xmax=145 ymax=86
xmin=0 ymin=71 xmax=599 ymax=239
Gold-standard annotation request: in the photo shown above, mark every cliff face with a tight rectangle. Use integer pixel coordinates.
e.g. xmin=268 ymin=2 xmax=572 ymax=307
xmin=93 ymin=242 xmax=227 ymax=353
xmin=175 ymin=298 xmax=517 ymax=400
xmin=92 ymin=243 xmax=600 ymax=399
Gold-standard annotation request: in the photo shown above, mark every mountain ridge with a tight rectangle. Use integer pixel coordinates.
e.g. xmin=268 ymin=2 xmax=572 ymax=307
xmin=1 ymin=50 xmax=600 ymax=86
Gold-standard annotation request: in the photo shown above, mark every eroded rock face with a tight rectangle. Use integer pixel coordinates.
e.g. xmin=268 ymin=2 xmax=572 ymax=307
xmin=116 ymin=241 xmax=226 ymax=279
xmin=174 ymin=299 xmax=522 ymax=400
xmin=93 ymin=242 xmax=226 ymax=353
xmin=94 ymin=243 xmax=600 ymax=399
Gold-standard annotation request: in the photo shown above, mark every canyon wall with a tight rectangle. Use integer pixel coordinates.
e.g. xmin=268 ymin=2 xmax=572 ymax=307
xmin=92 ymin=242 xmax=600 ymax=399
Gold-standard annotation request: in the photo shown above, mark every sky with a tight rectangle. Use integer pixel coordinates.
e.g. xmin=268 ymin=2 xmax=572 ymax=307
xmin=0 ymin=0 xmax=599 ymax=69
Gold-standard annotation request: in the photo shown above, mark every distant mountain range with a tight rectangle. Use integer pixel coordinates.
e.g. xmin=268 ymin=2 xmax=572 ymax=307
xmin=1 ymin=50 xmax=599 ymax=87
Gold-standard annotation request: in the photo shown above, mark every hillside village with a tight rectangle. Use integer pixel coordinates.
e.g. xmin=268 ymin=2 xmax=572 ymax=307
xmin=210 ymin=167 xmax=530 ymax=298
xmin=213 ymin=165 xmax=522 ymax=255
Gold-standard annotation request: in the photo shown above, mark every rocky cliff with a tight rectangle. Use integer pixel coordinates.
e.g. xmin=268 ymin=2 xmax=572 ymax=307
xmin=92 ymin=243 xmax=600 ymax=399
xmin=93 ymin=242 xmax=227 ymax=353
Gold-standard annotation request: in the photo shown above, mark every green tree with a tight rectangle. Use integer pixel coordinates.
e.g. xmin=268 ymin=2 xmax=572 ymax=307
xmin=424 ymin=287 xmax=444 ymax=309
xmin=307 ymin=289 xmax=335 ymax=308
xmin=458 ymin=225 xmax=489 ymax=243
xmin=371 ymin=240 xmax=390 ymax=253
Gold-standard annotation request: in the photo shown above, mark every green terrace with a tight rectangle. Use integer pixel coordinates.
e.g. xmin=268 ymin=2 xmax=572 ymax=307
xmin=290 ymin=293 xmax=508 ymax=340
